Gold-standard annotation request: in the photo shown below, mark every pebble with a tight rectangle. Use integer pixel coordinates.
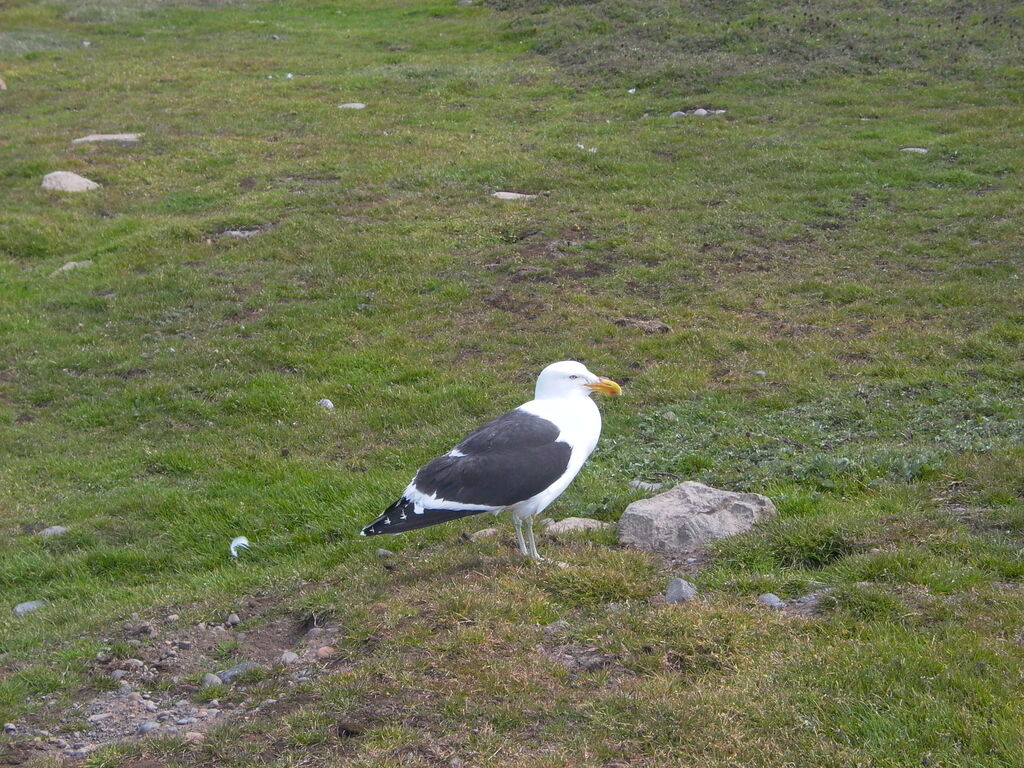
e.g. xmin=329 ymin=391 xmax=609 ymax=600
xmin=202 ymin=673 xmax=222 ymax=687
xmin=670 ymin=111 xmax=687 ymax=118
xmin=338 ymin=102 xmax=366 ymax=109
xmin=4 ymin=723 xmax=15 ymax=734
xmin=226 ymin=613 xmax=241 ymax=627
xmin=315 ymin=646 xmax=335 ymax=659
xmin=165 ymin=614 xmax=179 ymax=623
xmin=123 ymin=659 xmax=144 ymax=669
xmin=629 ymin=479 xmax=663 ymax=492
xmin=37 ymin=525 xmax=68 ymax=537
xmin=216 ymin=662 xmax=263 ymax=682
xmin=176 ymin=717 xmax=197 ymax=725
xmin=48 ymin=260 xmax=93 ymax=277
xmin=469 ymin=527 xmax=500 ymax=541
xmin=86 ymin=713 xmax=111 ymax=723
xmin=375 ymin=548 xmax=393 ymax=558
xmin=185 ymin=731 xmax=205 ymax=743
xmin=662 ymin=411 xmax=678 ymax=421
xmin=901 ymin=147 xmax=928 ymax=154
xmin=71 ymin=133 xmax=142 ymax=146
xmin=13 ymin=600 xmax=46 ymax=617
xmin=280 ymin=651 xmax=300 ymax=665
xmin=109 ymin=669 xmax=126 ymax=681
xmin=491 ymin=191 xmax=536 ymax=201
xmin=665 ymin=578 xmax=698 ymax=604
xmin=137 ymin=722 xmax=160 ymax=735
xmin=758 ymin=593 xmax=785 ymax=609
xmin=693 ymin=108 xmax=709 ymax=116
xmin=41 ymin=171 xmax=100 ymax=192
xmin=317 ymin=398 xmax=334 ymax=410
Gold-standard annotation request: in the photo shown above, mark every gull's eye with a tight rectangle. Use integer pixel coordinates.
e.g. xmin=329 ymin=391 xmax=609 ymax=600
xmin=569 ymin=375 xmax=579 ymax=380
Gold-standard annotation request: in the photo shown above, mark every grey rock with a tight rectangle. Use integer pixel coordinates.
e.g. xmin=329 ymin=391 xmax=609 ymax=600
xmin=279 ymin=651 xmax=300 ymax=665
xmin=226 ymin=613 xmax=240 ymax=627
xmin=176 ymin=717 xmax=197 ymax=725
xmin=137 ymin=721 xmax=160 ymax=735
xmin=216 ymin=662 xmax=263 ymax=682
xmin=317 ymin=398 xmax=334 ymax=410
xmin=692 ymin=108 xmax=709 ymax=116
xmin=375 ymin=548 xmax=393 ymax=558
xmin=41 ymin=171 xmax=100 ymax=192
xmin=4 ymin=723 xmax=15 ymax=734
xmin=670 ymin=111 xmax=687 ymax=118
xmin=13 ymin=600 xmax=46 ymax=617
xmin=71 ymin=133 xmax=142 ymax=146
xmin=37 ymin=525 xmax=68 ymax=536
xmin=338 ymin=102 xmax=367 ymax=109
xmin=758 ymin=593 xmax=785 ymax=609
xmin=618 ymin=481 xmax=777 ymax=553
xmin=753 ymin=370 xmax=767 ymax=377
xmin=629 ymin=479 xmax=663 ymax=492
xmin=109 ymin=669 xmax=126 ymax=681
xmin=201 ymin=673 xmax=222 ymax=687
xmin=665 ymin=578 xmax=698 ymax=604
xmin=544 ymin=517 xmax=611 ymax=535
xmin=662 ymin=411 xmax=678 ymax=421
xmin=49 ymin=260 xmax=93 ymax=277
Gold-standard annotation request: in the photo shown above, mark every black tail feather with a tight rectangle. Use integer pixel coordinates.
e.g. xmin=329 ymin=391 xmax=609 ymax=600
xmin=361 ymin=497 xmax=488 ymax=536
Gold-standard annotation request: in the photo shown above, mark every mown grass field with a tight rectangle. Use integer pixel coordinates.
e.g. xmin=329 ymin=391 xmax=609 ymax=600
xmin=1 ymin=0 xmax=1023 ymax=765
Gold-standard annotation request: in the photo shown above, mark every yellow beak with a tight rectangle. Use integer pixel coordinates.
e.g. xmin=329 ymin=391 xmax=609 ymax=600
xmin=587 ymin=377 xmax=622 ymax=396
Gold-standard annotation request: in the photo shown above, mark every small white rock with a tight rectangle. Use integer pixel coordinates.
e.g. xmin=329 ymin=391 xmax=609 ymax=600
xmin=491 ymin=191 xmax=536 ymax=201
xmin=49 ymin=260 xmax=93 ymax=277
xmin=317 ymin=398 xmax=334 ymax=410
xmin=71 ymin=133 xmax=142 ymax=146
xmin=37 ymin=525 xmax=68 ymax=537
xmin=901 ymin=147 xmax=929 ymax=154
xmin=229 ymin=536 xmax=250 ymax=557
xmin=338 ymin=102 xmax=366 ymax=109
xmin=13 ymin=600 xmax=46 ymax=617
xmin=41 ymin=171 xmax=100 ymax=192
xmin=758 ymin=593 xmax=785 ymax=609
xmin=375 ymin=548 xmax=394 ymax=558
xmin=627 ymin=87 xmax=636 ymax=94
xmin=693 ymin=108 xmax=709 ymax=116
xmin=670 ymin=111 xmax=687 ymax=118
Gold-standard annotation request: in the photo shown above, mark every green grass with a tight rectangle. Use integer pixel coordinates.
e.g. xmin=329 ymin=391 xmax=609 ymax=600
xmin=1 ymin=0 xmax=1023 ymax=765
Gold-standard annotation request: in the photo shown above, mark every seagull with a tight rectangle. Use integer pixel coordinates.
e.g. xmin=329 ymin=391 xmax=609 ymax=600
xmin=361 ymin=360 xmax=622 ymax=559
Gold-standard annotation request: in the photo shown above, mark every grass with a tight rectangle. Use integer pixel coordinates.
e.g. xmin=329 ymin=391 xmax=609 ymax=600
xmin=1 ymin=0 xmax=1023 ymax=765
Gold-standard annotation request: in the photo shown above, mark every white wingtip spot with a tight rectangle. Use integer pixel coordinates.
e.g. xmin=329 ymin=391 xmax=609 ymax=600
xmin=230 ymin=536 xmax=250 ymax=558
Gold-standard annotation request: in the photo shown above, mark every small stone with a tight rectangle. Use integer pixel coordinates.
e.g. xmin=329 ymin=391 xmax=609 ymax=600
xmin=670 ymin=111 xmax=686 ymax=118
xmin=49 ymin=260 xmax=93 ymax=277
xmin=185 ymin=731 xmax=205 ymax=743
xmin=317 ymin=398 xmax=334 ymax=410
xmin=4 ymin=723 xmax=15 ymax=734
xmin=662 ymin=411 xmax=678 ymax=421
xmin=137 ymin=721 xmax=160 ymax=735
xmin=271 ymin=34 xmax=280 ymax=40
xmin=123 ymin=658 xmax=144 ymax=669
xmin=71 ymin=133 xmax=142 ymax=146
xmin=13 ymin=600 xmax=46 ymax=617
xmin=165 ymin=614 xmax=179 ymax=623
xmin=338 ymin=102 xmax=366 ymax=109
xmin=901 ymin=147 xmax=928 ymax=154
xmin=109 ymin=669 xmax=126 ymax=681
xmin=279 ymin=651 xmax=300 ymax=665
xmin=37 ymin=525 xmax=68 ymax=537
xmin=315 ymin=646 xmax=335 ymax=659
xmin=41 ymin=171 xmax=100 ymax=192
xmin=226 ymin=613 xmax=240 ymax=627
xmin=544 ymin=517 xmax=611 ymax=534
xmin=629 ymin=480 xmax=663 ymax=492
xmin=176 ymin=717 xmax=198 ymax=725
xmin=215 ymin=662 xmax=263 ymax=682
xmin=693 ymin=108 xmax=709 ymax=116
xmin=666 ymin=578 xmax=698 ymax=604
xmin=758 ymin=593 xmax=785 ymax=609
xmin=375 ymin=548 xmax=393 ymax=558
xmin=86 ymin=713 xmax=111 ymax=723
xmin=202 ymin=673 xmax=222 ymax=687
xmin=491 ymin=191 xmax=536 ymax=201
xmin=469 ymin=527 xmax=500 ymax=541
xmin=753 ymin=370 xmax=767 ymax=377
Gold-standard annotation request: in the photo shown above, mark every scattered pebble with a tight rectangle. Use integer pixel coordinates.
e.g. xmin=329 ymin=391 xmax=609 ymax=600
xmin=279 ymin=651 xmax=300 ymax=665
xmin=41 ymin=171 xmax=100 ymax=192
xmin=13 ymin=600 xmax=46 ymax=617
xmin=229 ymin=536 xmax=250 ymax=557
xmin=901 ymin=147 xmax=928 ymax=154
xmin=49 ymin=260 xmax=93 ymax=277
xmin=469 ymin=527 xmax=500 ymax=541
xmin=338 ymin=102 xmax=366 ymax=109
xmin=37 ymin=525 xmax=68 ymax=537
xmin=671 ymin=108 xmax=726 ymax=117
xmin=491 ymin=191 xmax=536 ymax=201
xmin=226 ymin=613 xmax=241 ymax=627
xmin=629 ymin=479 xmax=663 ymax=492
xmin=201 ymin=673 xmax=222 ymax=687
xmin=317 ymin=398 xmax=334 ymax=410
xmin=71 ymin=133 xmax=142 ymax=146
xmin=666 ymin=578 xmax=698 ymax=604
xmin=137 ymin=722 xmax=160 ymax=735
xmin=109 ymin=669 xmax=126 ymax=681
xmin=375 ymin=548 xmax=393 ymax=558
xmin=216 ymin=662 xmax=263 ymax=682
xmin=315 ymin=646 xmax=335 ymax=659
xmin=758 ymin=593 xmax=785 ymax=609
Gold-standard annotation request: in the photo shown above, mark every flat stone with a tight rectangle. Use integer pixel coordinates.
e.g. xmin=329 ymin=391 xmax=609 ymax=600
xmin=201 ymin=673 xmax=222 ymax=687
xmin=215 ymin=662 xmax=263 ymax=682
xmin=491 ymin=191 xmax=536 ymax=201
xmin=629 ymin=480 xmax=663 ymax=492
xmin=666 ymin=578 xmax=698 ymax=604
xmin=544 ymin=517 xmax=611 ymax=535
xmin=901 ymin=147 xmax=928 ymax=153
xmin=469 ymin=527 xmax=500 ymax=541
xmin=338 ymin=102 xmax=366 ymax=109
xmin=618 ymin=481 xmax=777 ymax=553
xmin=41 ymin=171 xmax=100 ymax=192
xmin=13 ymin=600 xmax=46 ymax=617
xmin=71 ymin=133 xmax=142 ymax=146
xmin=49 ymin=260 xmax=93 ymax=277
xmin=758 ymin=593 xmax=785 ymax=609
xmin=37 ymin=526 xmax=68 ymax=537
xmin=279 ymin=651 xmax=300 ymax=665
